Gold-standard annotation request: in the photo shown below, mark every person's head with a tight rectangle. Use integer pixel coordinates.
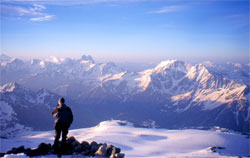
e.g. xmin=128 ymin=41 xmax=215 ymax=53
xmin=58 ymin=97 xmax=65 ymax=106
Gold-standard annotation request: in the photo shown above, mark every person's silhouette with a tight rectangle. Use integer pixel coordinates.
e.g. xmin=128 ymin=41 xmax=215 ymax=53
xmin=52 ymin=98 xmax=73 ymax=153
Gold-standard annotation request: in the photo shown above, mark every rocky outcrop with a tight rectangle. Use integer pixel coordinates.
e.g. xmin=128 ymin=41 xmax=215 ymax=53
xmin=1 ymin=136 xmax=125 ymax=158
xmin=209 ymin=146 xmax=226 ymax=153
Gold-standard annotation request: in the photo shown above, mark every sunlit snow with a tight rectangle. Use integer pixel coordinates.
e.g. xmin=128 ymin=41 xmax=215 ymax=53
xmin=1 ymin=120 xmax=248 ymax=158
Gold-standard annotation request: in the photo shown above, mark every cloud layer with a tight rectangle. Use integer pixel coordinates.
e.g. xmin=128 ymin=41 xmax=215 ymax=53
xmin=1 ymin=3 xmax=55 ymax=21
xmin=151 ymin=5 xmax=184 ymax=14
xmin=2 ymin=0 xmax=157 ymax=5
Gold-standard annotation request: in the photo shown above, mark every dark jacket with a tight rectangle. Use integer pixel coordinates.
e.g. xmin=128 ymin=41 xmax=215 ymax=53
xmin=52 ymin=103 xmax=73 ymax=124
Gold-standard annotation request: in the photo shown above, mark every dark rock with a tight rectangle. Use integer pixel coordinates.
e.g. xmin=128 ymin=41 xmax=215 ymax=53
xmin=66 ymin=145 xmax=74 ymax=155
xmin=216 ymin=146 xmax=225 ymax=149
xmin=61 ymin=146 xmax=73 ymax=155
xmin=0 ymin=153 xmax=6 ymax=157
xmin=52 ymin=141 xmax=72 ymax=155
xmin=65 ymin=138 xmax=80 ymax=154
xmin=63 ymin=143 xmax=74 ymax=155
xmin=4 ymin=138 xmax=124 ymax=158
xmin=26 ymin=149 xmax=40 ymax=157
xmin=37 ymin=143 xmax=51 ymax=150
xmin=23 ymin=148 xmax=32 ymax=155
xmin=52 ymin=141 xmax=62 ymax=155
xmin=98 ymin=143 xmax=104 ymax=147
xmin=15 ymin=146 xmax=26 ymax=153
xmin=74 ymin=144 xmax=82 ymax=153
xmin=6 ymin=147 xmax=17 ymax=154
xmin=210 ymin=146 xmax=225 ymax=153
xmin=90 ymin=141 xmax=99 ymax=154
xmin=210 ymin=147 xmax=216 ymax=152
xmin=115 ymin=153 xmax=125 ymax=158
xmin=115 ymin=147 xmax=121 ymax=154
xmin=117 ymin=121 xmax=128 ymax=126
xmin=37 ymin=142 xmax=52 ymax=155
xmin=6 ymin=146 xmax=26 ymax=155
xmin=95 ymin=143 xmax=108 ymax=157
xmin=66 ymin=136 xmax=76 ymax=144
xmin=109 ymin=146 xmax=122 ymax=158
xmin=72 ymin=140 xmax=80 ymax=148
xmin=81 ymin=141 xmax=90 ymax=151
xmin=109 ymin=147 xmax=116 ymax=158
xmin=106 ymin=145 xmax=114 ymax=157
xmin=81 ymin=149 xmax=90 ymax=156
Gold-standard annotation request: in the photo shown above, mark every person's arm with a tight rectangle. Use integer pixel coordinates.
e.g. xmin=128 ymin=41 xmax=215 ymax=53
xmin=51 ymin=108 xmax=58 ymax=117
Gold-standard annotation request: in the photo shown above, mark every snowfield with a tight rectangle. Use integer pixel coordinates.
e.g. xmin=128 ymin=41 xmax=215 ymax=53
xmin=1 ymin=120 xmax=249 ymax=158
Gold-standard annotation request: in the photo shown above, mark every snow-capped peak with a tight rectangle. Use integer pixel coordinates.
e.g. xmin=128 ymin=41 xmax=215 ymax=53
xmin=8 ymin=58 xmax=25 ymax=65
xmin=154 ymin=60 xmax=188 ymax=73
xmin=0 ymin=82 xmax=26 ymax=93
xmin=0 ymin=53 xmax=12 ymax=62
xmin=202 ymin=61 xmax=215 ymax=67
xmin=30 ymin=59 xmax=41 ymax=65
xmin=186 ymin=64 xmax=212 ymax=81
xmin=81 ymin=55 xmax=95 ymax=63
xmin=45 ymin=56 xmax=65 ymax=64
xmin=39 ymin=61 xmax=46 ymax=68
xmin=155 ymin=60 xmax=177 ymax=69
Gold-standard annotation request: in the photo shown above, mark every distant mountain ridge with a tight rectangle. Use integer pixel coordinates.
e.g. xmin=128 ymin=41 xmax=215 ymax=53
xmin=0 ymin=54 xmax=249 ymax=133
xmin=0 ymin=82 xmax=59 ymax=137
xmin=0 ymin=82 xmax=93 ymax=138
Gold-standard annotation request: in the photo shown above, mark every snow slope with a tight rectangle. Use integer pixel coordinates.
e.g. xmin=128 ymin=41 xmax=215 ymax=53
xmin=1 ymin=120 xmax=249 ymax=158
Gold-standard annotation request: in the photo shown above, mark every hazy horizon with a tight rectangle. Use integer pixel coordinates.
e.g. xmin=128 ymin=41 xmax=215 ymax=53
xmin=2 ymin=52 xmax=250 ymax=64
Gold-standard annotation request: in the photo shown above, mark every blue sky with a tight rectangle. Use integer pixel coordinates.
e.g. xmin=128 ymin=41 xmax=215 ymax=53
xmin=1 ymin=0 xmax=249 ymax=64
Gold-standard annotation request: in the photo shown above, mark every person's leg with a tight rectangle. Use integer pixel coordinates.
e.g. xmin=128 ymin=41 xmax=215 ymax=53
xmin=61 ymin=123 xmax=70 ymax=153
xmin=62 ymin=123 xmax=69 ymax=145
xmin=54 ymin=123 xmax=62 ymax=152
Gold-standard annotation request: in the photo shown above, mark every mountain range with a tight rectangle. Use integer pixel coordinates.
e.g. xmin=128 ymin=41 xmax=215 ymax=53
xmin=0 ymin=53 xmax=249 ymax=136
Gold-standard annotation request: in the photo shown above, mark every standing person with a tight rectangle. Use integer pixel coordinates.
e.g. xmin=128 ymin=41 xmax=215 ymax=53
xmin=52 ymin=97 xmax=73 ymax=152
